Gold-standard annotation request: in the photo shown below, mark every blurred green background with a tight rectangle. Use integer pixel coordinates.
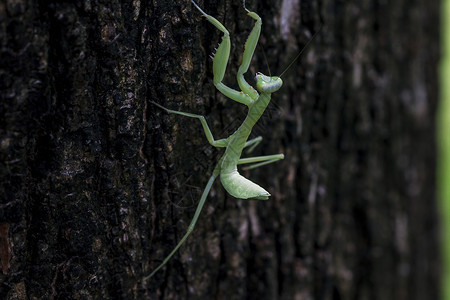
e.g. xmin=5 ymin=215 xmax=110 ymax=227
xmin=440 ymin=0 xmax=450 ymax=299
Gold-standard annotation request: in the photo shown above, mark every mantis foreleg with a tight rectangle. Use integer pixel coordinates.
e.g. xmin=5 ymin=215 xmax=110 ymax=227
xmin=237 ymin=6 xmax=262 ymax=100
xmin=191 ymin=1 xmax=254 ymax=107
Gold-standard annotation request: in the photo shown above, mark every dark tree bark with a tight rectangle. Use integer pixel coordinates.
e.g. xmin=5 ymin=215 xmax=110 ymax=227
xmin=0 ymin=0 xmax=440 ymax=299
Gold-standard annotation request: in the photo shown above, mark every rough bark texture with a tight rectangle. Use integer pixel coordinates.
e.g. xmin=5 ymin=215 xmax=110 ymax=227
xmin=0 ymin=0 xmax=440 ymax=299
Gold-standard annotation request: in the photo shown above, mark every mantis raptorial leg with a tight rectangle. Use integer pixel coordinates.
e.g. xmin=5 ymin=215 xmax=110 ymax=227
xmin=146 ymin=0 xmax=287 ymax=280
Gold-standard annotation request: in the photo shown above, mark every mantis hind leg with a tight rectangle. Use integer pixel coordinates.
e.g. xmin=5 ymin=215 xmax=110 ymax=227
xmin=243 ymin=136 xmax=263 ymax=153
xmin=151 ymin=101 xmax=227 ymax=148
xmin=238 ymin=154 xmax=284 ymax=170
xmin=191 ymin=0 xmax=253 ymax=107
xmin=145 ymin=169 xmax=219 ymax=280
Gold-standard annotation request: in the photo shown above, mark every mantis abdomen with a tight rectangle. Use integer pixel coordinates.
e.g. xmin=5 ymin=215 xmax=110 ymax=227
xmin=220 ymin=93 xmax=273 ymax=200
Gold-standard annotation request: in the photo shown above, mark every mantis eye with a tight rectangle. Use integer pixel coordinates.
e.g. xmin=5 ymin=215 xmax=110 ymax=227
xmin=254 ymin=72 xmax=262 ymax=82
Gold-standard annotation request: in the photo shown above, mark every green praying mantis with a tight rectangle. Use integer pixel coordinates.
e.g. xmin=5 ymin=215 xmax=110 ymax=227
xmin=146 ymin=0 xmax=318 ymax=279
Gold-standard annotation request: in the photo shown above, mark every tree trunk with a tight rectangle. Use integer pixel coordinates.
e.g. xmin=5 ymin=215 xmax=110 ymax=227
xmin=0 ymin=0 xmax=440 ymax=299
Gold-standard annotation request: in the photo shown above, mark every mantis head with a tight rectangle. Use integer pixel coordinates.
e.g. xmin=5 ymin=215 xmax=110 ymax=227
xmin=255 ymin=73 xmax=283 ymax=94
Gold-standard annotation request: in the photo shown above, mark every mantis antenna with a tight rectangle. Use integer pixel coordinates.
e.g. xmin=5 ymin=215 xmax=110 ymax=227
xmin=261 ymin=48 xmax=272 ymax=77
xmin=278 ymin=24 xmax=323 ymax=78
xmin=245 ymin=0 xmax=321 ymax=78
